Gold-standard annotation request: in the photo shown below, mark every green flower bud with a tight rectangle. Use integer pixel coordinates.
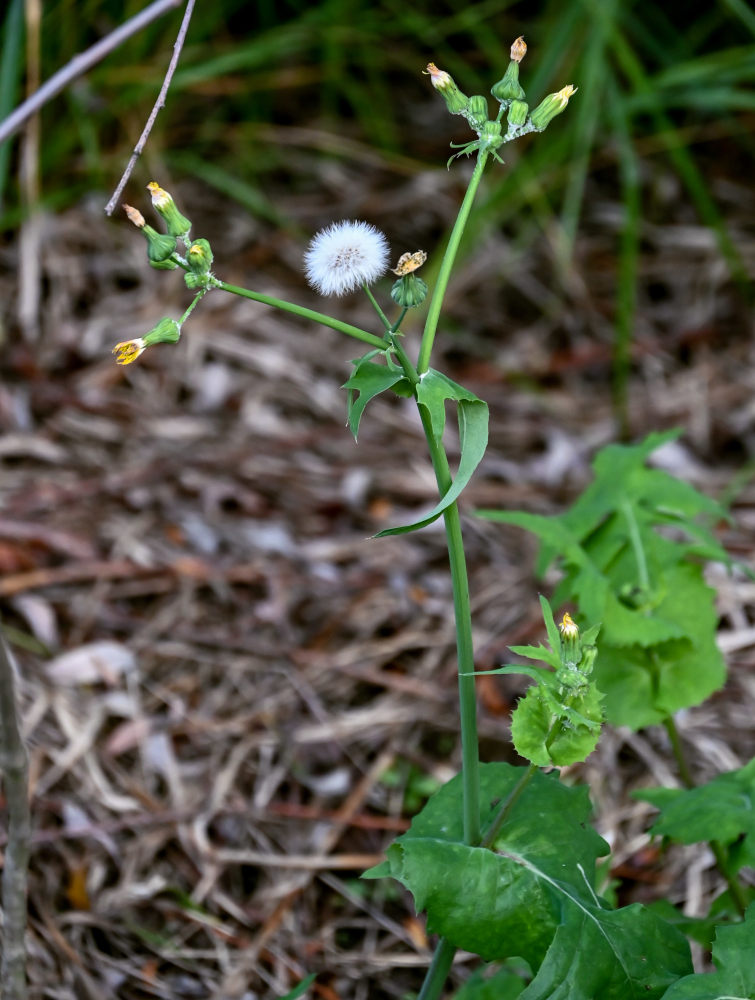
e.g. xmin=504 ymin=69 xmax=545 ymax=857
xmin=144 ymin=317 xmax=181 ymax=347
xmin=187 ymin=238 xmax=214 ymax=274
xmin=143 ymin=225 xmax=177 ymax=263
xmin=391 ymin=274 xmax=429 ymax=308
xmin=507 ymin=99 xmax=528 ymax=127
xmin=149 ymin=257 xmax=179 ymax=271
xmin=112 ymin=317 xmax=181 ymax=366
xmin=184 ymin=271 xmax=211 ymax=290
xmin=124 ymin=204 xmax=177 ymax=263
xmin=465 ymin=95 xmax=489 ymax=132
xmin=530 ymin=85 xmax=577 ymax=131
xmin=558 ymin=612 xmax=580 ymax=666
xmin=491 ymin=60 xmax=525 ymax=104
xmin=147 ymin=182 xmax=192 ymax=240
xmin=425 ymin=63 xmax=469 ymax=115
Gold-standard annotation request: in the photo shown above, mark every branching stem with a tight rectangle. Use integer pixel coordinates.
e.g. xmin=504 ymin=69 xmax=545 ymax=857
xmin=211 ymin=279 xmax=386 ymax=349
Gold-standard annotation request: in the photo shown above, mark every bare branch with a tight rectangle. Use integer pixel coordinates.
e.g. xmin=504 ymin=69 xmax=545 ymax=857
xmin=0 ymin=0 xmax=182 ymax=148
xmin=104 ymin=0 xmax=197 ymax=215
xmin=0 ymin=623 xmax=30 ymax=1000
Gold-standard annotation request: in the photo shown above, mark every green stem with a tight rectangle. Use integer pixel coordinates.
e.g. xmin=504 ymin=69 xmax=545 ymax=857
xmin=418 ymin=408 xmax=480 ymax=847
xmin=662 ymin=716 xmax=693 ymax=789
xmin=388 ymin=332 xmax=419 ymax=384
xmin=363 ymin=283 xmax=391 ymax=330
xmin=390 ymin=307 xmax=408 ymax=334
xmin=622 ymin=499 xmax=649 ymax=590
xmin=180 ymin=289 xmax=207 ymax=325
xmin=416 ymin=937 xmax=457 ymax=1000
xmin=211 ymin=278 xmax=386 ymax=350
xmin=416 ymin=150 xmax=489 ymax=374
xmin=480 ymin=763 xmax=538 ymax=849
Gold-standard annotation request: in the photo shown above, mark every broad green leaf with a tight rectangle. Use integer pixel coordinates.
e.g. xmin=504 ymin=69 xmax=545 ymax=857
xmin=519 ymin=899 xmax=692 ymax=1000
xmin=342 ymin=356 xmax=410 ymax=440
xmin=660 ymin=903 xmax=755 ymax=999
xmin=376 ymin=378 xmax=488 ymax=535
xmin=511 ymin=682 xmax=603 ymax=767
xmin=453 ymin=965 xmax=526 ymax=1000
xmin=276 ymin=974 xmax=316 ymax=1000
xmin=594 ymin=563 xmax=725 ymax=728
xmin=634 ymin=759 xmax=755 ymax=870
xmin=364 ymin=763 xmax=608 ymax=966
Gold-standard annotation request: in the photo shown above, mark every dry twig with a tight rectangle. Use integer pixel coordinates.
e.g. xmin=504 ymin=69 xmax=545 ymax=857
xmin=104 ymin=0 xmax=197 ymax=215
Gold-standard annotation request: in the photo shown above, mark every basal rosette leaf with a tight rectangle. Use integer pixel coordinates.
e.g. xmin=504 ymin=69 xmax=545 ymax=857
xmin=453 ymin=965 xmax=526 ymax=1000
xmin=634 ymin=759 xmax=755 ymax=870
xmin=660 ymin=902 xmax=755 ymax=999
xmin=519 ymin=899 xmax=692 ymax=1000
xmin=594 ymin=563 xmax=725 ymax=728
xmin=364 ymin=763 xmax=608 ymax=965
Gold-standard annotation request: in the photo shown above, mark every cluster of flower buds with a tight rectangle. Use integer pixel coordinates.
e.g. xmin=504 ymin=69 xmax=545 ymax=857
xmin=116 ymin=184 xmax=216 ymax=365
xmin=427 ymin=37 xmax=577 ymax=159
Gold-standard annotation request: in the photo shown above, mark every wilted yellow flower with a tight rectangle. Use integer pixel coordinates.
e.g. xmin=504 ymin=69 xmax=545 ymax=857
xmin=392 ymin=250 xmax=427 ymax=276
xmin=123 ymin=204 xmax=146 ymax=228
xmin=510 ymin=36 xmax=527 ymax=63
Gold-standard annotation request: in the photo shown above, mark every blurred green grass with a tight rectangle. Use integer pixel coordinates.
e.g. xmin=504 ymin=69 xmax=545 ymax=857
xmin=2 ymin=0 xmax=753 ymax=422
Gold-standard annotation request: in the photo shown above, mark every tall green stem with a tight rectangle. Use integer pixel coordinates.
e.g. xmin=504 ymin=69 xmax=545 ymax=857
xmin=416 ymin=150 xmax=489 ymax=374
xmin=416 ymin=937 xmax=457 ymax=1000
xmin=212 ymin=278 xmax=386 ymax=350
xmin=419 ymin=408 xmax=480 ymax=847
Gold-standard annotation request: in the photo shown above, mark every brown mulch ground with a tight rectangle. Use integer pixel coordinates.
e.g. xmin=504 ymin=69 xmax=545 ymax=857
xmin=1 ymin=140 xmax=755 ymax=999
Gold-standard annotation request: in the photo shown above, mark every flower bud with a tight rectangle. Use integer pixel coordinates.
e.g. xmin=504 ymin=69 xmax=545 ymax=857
xmin=150 ymin=257 xmax=179 ymax=271
xmin=530 ymin=85 xmax=577 ymax=131
xmin=465 ymin=95 xmax=489 ymax=133
xmin=424 ymin=63 xmax=469 ymax=115
xmin=507 ymin=99 xmax=528 ymax=127
xmin=558 ymin=612 xmax=580 ymax=666
xmin=147 ymin=182 xmax=192 ymax=240
xmin=112 ymin=317 xmax=181 ymax=366
xmin=144 ymin=225 xmax=177 ymax=263
xmin=391 ymin=274 xmax=428 ymax=308
xmin=184 ymin=271 xmax=211 ymax=290
xmin=491 ymin=60 xmax=525 ymax=104
xmin=125 ymin=202 xmax=177 ymax=262
xmin=143 ymin=316 xmax=181 ymax=347
xmin=187 ymin=238 xmax=214 ymax=274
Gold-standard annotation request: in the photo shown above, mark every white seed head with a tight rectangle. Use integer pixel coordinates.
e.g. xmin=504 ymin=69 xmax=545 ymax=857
xmin=304 ymin=220 xmax=389 ymax=296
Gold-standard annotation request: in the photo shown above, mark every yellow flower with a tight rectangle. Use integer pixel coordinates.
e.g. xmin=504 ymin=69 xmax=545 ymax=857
xmin=558 ymin=612 xmax=579 ymax=640
xmin=112 ymin=338 xmax=146 ymax=365
xmin=555 ymin=84 xmax=577 ymax=109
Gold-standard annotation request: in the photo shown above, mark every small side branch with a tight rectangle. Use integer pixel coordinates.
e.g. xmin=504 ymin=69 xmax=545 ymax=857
xmin=105 ymin=0 xmax=197 ymax=215
xmin=0 ymin=624 xmax=31 ymax=1000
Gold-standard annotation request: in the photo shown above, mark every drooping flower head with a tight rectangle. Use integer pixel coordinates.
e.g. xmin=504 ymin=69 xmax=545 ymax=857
xmin=304 ymin=220 xmax=389 ymax=297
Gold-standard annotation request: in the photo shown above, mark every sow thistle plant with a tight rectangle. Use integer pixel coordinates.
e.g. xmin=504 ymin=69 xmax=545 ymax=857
xmin=113 ymin=40 xmax=755 ymax=1000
